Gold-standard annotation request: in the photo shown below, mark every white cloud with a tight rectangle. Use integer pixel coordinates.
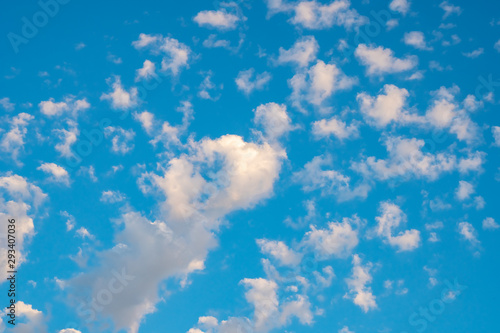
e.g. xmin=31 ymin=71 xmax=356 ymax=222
xmin=100 ymin=76 xmax=139 ymax=110
xmin=455 ymin=180 xmax=474 ymax=201
xmin=345 ymin=254 xmax=377 ymax=312
xmin=194 ymin=10 xmax=241 ymax=30
xmin=458 ymin=221 xmax=480 ymax=247
xmin=53 ymin=120 xmax=79 ymax=158
xmin=253 ymin=103 xmax=293 ymax=142
xmin=39 ymin=96 xmax=90 ymax=117
xmin=482 ymin=217 xmax=499 ymax=230
xmin=339 ymin=326 xmax=355 ymax=333
xmin=440 ymin=1 xmax=462 ymax=19
xmin=312 ymin=116 xmax=359 ymax=140
xmin=235 ymin=69 xmax=272 ymax=95
xmin=132 ymin=33 xmax=191 ymax=75
xmin=134 ymin=111 xmax=155 ymax=135
xmin=257 ymin=239 xmax=302 ymax=266
xmin=492 ymin=126 xmax=500 ymax=146
xmin=0 ymin=97 xmax=15 ymax=111
xmin=289 ymin=0 xmax=367 ymax=30
xmin=389 ymin=0 xmax=410 ymax=15
xmin=277 ymin=36 xmax=319 ymax=67
xmin=374 ymin=201 xmax=421 ymax=252
xmin=462 ymin=48 xmax=484 ymax=58
xmin=0 ymin=112 xmax=33 ymax=164
xmin=37 ymin=163 xmax=70 ymax=186
xmin=0 ymin=175 xmax=46 ymax=280
xmin=357 ymin=84 xmax=423 ymax=127
xmin=65 ymin=131 xmax=287 ymax=332
xmin=404 ymin=31 xmax=432 ymax=50
xmin=101 ymin=190 xmax=126 ymax=203
xmin=104 ymin=126 xmax=135 ymax=154
xmin=295 ymin=154 xmax=370 ymax=201
xmin=355 ymin=44 xmax=418 ymax=76
xmin=302 ymin=216 xmax=362 ymax=258
xmin=59 ymin=329 xmax=82 ymax=333
xmin=289 ymin=60 xmax=357 ymax=112
xmin=76 ymin=227 xmax=94 ymax=240
xmin=352 ymin=136 xmax=456 ymax=181
xmin=425 ymin=86 xmax=481 ymax=144
xmin=495 ymin=39 xmax=500 ymax=52
xmin=135 ymin=60 xmax=157 ymax=81
xmin=198 ymin=71 xmax=222 ymax=101
xmin=8 ymin=302 xmax=47 ymax=333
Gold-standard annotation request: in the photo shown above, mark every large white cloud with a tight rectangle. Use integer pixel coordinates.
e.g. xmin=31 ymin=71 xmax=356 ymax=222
xmin=65 ymin=110 xmax=290 ymax=332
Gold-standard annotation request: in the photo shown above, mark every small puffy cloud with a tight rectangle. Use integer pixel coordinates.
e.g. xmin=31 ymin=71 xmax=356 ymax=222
xmin=100 ymin=190 xmax=126 ymax=203
xmin=39 ymin=96 xmax=90 ymax=117
xmin=482 ymin=217 xmax=499 ymax=230
xmin=345 ymin=254 xmax=377 ymax=312
xmin=458 ymin=221 xmax=480 ymax=247
xmin=312 ymin=116 xmax=359 ymax=140
xmin=462 ymin=48 xmax=484 ymax=58
xmin=495 ymin=39 xmax=500 ymax=52
xmin=257 ymin=239 xmax=302 ymax=266
xmin=357 ymin=84 xmax=423 ymax=127
xmin=253 ymin=102 xmax=293 ymax=141
xmin=276 ymin=36 xmax=319 ymax=67
xmin=355 ymin=44 xmax=418 ymax=76
xmin=198 ymin=72 xmax=222 ymax=101
xmin=302 ymin=216 xmax=362 ymax=258
xmin=491 ymin=126 xmax=500 ymax=146
xmin=440 ymin=1 xmax=462 ymax=19
xmin=37 ymin=163 xmax=70 ymax=186
xmin=404 ymin=31 xmax=432 ymax=50
xmin=76 ymin=227 xmax=94 ymax=240
xmin=235 ymin=69 xmax=272 ymax=95
xmin=104 ymin=126 xmax=135 ymax=154
xmin=374 ymin=201 xmax=421 ymax=252
xmin=0 ymin=97 xmax=15 ymax=111
xmin=455 ymin=180 xmax=474 ymax=201
xmin=339 ymin=326 xmax=355 ymax=333
xmin=289 ymin=0 xmax=367 ymax=30
xmin=1 ymin=112 xmax=33 ymax=164
xmin=194 ymin=9 xmax=241 ymax=30
xmin=53 ymin=120 xmax=79 ymax=158
xmin=59 ymin=329 xmax=82 ymax=333
xmin=135 ymin=60 xmax=156 ymax=81
xmin=389 ymin=0 xmax=410 ymax=15
xmin=425 ymin=86 xmax=481 ymax=144
xmin=295 ymin=154 xmax=370 ymax=201
xmin=289 ymin=60 xmax=357 ymax=112
xmin=458 ymin=152 xmax=486 ymax=174
xmin=100 ymin=76 xmax=139 ymax=110
xmin=134 ymin=111 xmax=155 ymax=135
xmin=132 ymin=33 xmax=191 ymax=75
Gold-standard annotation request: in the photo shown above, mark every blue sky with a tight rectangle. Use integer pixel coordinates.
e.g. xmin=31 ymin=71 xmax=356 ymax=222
xmin=1 ymin=0 xmax=500 ymax=332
